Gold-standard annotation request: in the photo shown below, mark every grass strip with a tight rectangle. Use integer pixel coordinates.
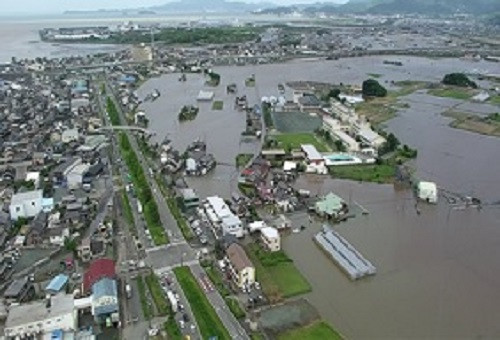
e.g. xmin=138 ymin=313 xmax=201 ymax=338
xmin=174 ymin=266 xmax=231 ymax=340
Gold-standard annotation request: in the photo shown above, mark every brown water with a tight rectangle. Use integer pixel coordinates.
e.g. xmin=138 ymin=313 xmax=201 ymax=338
xmin=138 ymin=56 xmax=500 ymax=339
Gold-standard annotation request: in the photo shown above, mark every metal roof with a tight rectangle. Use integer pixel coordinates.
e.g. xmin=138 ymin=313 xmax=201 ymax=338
xmin=45 ymin=274 xmax=69 ymax=293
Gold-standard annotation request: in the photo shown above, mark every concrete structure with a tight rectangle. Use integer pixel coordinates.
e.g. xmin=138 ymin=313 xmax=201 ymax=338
xmin=315 ymin=192 xmax=347 ymax=219
xmin=417 ymin=181 xmax=438 ymax=204
xmin=315 ymin=226 xmax=376 ymax=280
xmin=301 ymin=144 xmax=324 ymax=165
xmin=260 ymin=227 xmax=280 ymax=252
xmin=9 ymin=190 xmax=44 ymax=220
xmin=225 ymin=243 xmax=255 ymax=289
xmin=4 ymin=294 xmax=76 ymax=339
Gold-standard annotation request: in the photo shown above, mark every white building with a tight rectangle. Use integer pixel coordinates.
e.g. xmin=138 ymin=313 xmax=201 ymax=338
xmin=61 ymin=129 xmax=79 ymax=144
xmin=261 ymin=227 xmax=281 ymax=252
xmin=9 ymin=190 xmax=44 ymax=221
xmin=66 ymin=164 xmax=90 ymax=190
xmin=25 ymin=172 xmax=41 ymax=189
xmin=357 ymin=128 xmax=386 ymax=149
xmin=221 ymin=215 xmax=244 ymax=238
xmin=417 ymin=181 xmax=438 ymax=204
xmin=4 ymin=294 xmax=76 ymax=339
xmin=205 ymin=196 xmax=243 ymax=238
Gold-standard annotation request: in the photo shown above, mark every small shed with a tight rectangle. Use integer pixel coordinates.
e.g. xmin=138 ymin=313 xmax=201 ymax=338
xmin=46 ymin=274 xmax=69 ymax=294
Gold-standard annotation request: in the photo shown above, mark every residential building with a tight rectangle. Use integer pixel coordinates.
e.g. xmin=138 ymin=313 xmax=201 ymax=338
xmin=61 ymin=129 xmax=79 ymax=143
xmin=261 ymin=226 xmax=281 ymax=252
xmin=179 ymin=188 xmax=200 ymax=211
xmin=91 ymin=277 xmax=119 ymax=323
xmin=9 ymin=190 xmax=43 ymax=220
xmin=4 ymin=294 xmax=76 ymax=339
xmin=225 ymin=243 xmax=255 ymax=289
xmin=205 ymin=196 xmax=244 ymax=238
xmin=315 ymin=192 xmax=348 ymax=219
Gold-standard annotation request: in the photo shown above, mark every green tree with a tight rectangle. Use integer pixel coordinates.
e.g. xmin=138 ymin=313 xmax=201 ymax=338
xmin=442 ymin=73 xmax=477 ymax=88
xmin=362 ymin=79 xmax=387 ymax=97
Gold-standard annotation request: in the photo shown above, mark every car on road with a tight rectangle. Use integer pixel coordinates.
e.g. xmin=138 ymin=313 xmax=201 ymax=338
xmin=183 ymin=313 xmax=190 ymax=322
xmin=179 ymin=320 xmax=185 ymax=329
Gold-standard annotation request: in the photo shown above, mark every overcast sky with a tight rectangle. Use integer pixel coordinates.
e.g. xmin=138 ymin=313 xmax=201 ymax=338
xmin=1 ymin=0 xmax=346 ymax=15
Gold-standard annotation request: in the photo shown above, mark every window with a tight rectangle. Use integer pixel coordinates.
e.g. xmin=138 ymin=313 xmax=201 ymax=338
xmin=31 ymin=201 xmax=36 ymax=206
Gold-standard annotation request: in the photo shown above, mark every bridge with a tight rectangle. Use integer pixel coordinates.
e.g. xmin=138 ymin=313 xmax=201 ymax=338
xmin=97 ymin=125 xmax=155 ymax=135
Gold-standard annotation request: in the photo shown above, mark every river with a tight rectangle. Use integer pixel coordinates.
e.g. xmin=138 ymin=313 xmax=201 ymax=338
xmin=137 ymin=55 xmax=500 ymax=339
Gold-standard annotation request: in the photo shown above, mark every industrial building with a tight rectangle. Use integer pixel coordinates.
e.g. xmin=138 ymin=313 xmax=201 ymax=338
xmin=315 ymin=226 xmax=376 ymax=280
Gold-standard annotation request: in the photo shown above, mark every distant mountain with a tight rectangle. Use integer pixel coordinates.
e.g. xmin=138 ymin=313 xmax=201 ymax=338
xmin=368 ymin=0 xmax=500 ymax=15
xmin=257 ymin=0 xmax=500 ymax=16
xmin=151 ymin=0 xmax=274 ymax=13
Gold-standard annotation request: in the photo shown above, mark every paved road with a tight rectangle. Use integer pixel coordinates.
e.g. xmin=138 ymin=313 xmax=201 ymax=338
xmin=104 ymin=80 xmax=249 ymax=340
xmin=159 ymin=270 xmax=202 ymax=340
xmin=190 ymin=263 xmax=250 ymax=340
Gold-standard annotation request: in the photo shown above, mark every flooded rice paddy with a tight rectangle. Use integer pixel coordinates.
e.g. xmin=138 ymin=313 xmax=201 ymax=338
xmin=138 ymin=55 xmax=500 ymax=338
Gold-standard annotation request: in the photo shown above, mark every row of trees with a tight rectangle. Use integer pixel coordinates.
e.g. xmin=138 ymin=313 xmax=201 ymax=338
xmin=106 ymin=97 xmax=167 ymax=245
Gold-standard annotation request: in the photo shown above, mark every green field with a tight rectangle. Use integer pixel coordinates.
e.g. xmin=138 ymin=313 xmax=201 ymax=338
xmin=428 ymin=87 xmax=476 ymax=100
xmin=225 ymin=297 xmax=245 ymax=319
xmin=212 ymin=100 xmax=224 ymax=110
xmin=120 ymin=189 xmax=136 ymax=235
xmin=329 ymin=163 xmax=396 ymax=183
xmin=488 ymin=96 xmax=500 ymax=105
xmin=135 ymin=276 xmax=153 ymax=320
xmin=145 ymin=274 xmax=169 ymax=316
xmin=277 ymin=321 xmax=343 ymax=340
xmin=236 ymin=153 xmax=253 ymax=167
xmin=174 ymin=267 xmax=230 ymax=340
xmin=246 ymin=244 xmax=311 ymax=303
xmin=272 ymin=133 xmax=330 ymax=152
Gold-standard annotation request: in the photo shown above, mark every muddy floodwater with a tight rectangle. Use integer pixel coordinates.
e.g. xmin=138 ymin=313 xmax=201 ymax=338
xmin=138 ymin=56 xmax=500 ymax=338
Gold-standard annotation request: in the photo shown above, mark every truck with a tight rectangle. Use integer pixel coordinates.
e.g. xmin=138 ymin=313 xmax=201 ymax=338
xmin=125 ymin=284 xmax=132 ymax=299
xmin=167 ymin=290 xmax=178 ymax=312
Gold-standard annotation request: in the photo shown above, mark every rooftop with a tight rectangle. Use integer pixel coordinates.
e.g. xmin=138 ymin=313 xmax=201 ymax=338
xmin=261 ymin=226 xmax=279 ymax=239
xmin=45 ymin=274 xmax=69 ymax=293
xmin=83 ymin=258 xmax=115 ymax=293
xmin=11 ymin=190 xmax=43 ymax=205
xmin=226 ymin=243 xmax=253 ymax=271
xmin=5 ymin=294 xmax=74 ymax=329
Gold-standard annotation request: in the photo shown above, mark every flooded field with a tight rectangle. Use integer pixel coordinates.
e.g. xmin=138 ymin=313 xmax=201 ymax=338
xmin=138 ymin=55 xmax=500 ymax=338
